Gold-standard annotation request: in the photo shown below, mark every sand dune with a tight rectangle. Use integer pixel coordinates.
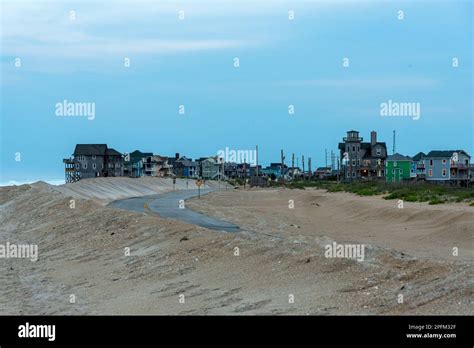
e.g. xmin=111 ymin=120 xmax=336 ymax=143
xmin=0 ymin=180 xmax=472 ymax=315
xmin=43 ymin=177 xmax=227 ymax=204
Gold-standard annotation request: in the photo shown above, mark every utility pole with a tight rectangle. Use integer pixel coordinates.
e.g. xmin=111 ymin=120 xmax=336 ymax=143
xmin=325 ymin=149 xmax=328 ymax=168
xmin=256 ymin=145 xmax=259 ymax=177
xmin=331 ymin=150 xmax=334 ymax=170
xmin=291 ymin=153 xmax=295 ymax=181
xmin=393 ymin=130 xmax=396 ymax=155
xmin=337 ymin=156 xmax=340 ymax=182
xmin=308 ymin=157 xmax=312 ymax=180
xmin=302 ymin=155 xmax=305 ymax=181
xmin=221 ymin=158 xmax=224 ymax=190
xmin=281 ymin=149 xmax=285 ymax=184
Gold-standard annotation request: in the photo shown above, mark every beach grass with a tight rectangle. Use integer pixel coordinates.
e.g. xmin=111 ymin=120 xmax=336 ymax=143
xmin=284 ymin=180 xmax=474 ymax=205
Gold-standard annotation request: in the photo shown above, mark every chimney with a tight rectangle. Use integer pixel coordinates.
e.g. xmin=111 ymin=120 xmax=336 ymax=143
xmin=175 ymin=152 xmax=180 ymax=160
xmin=371 ymin=131 xmax=377 ymax=146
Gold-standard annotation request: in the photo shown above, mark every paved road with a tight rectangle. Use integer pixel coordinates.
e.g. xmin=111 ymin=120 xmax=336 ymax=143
xmin=109 ymin=188 xmax=240 ymax=232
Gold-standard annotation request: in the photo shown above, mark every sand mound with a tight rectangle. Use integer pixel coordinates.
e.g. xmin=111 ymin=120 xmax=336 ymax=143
xmin=51 ymin=177 xmax=229 ymax=204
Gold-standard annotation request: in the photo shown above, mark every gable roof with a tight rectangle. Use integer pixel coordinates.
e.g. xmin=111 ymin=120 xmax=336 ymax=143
xmin=426 ymin=150 xmax=470 ymax=158
xmin=106 ymin=148 xmax=122 ymax=156
xmin=74 ymin=144 xmax=107 ymax=156
xmin=412 ymin=152 xmax=426 ymax=161
xmin=387 ymin=153 xmax=412 ymax=161
xmin=130 ymin=150 xmax=153 ymax=158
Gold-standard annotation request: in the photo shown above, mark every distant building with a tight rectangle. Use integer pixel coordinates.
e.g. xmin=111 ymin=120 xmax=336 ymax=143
xmin=315 ymin=167 xmax=332 ymax=180
xmin=412 ymin=152 xmax=426 ymax=180
xmin=63 ymin=144 xmax=123 ymax=182
xmin=175 ymin=157 xmax=199 ymax=178
xmin=249 ymin=165 xmax=262 ymax=177
xmin=386 ymin=153 xmax=413 ymax=183
xmin=123 ymin=150 xmax=151 ymax=177
xmin=338 ymin=130 xmax=387 ymax=180
xmin=200 ymin=157 xmax=222 ymax=179
xmin=124 ymin=155 xmax=143 ymax=178
xmin=424 ymin=150 xmax=471 ymax=184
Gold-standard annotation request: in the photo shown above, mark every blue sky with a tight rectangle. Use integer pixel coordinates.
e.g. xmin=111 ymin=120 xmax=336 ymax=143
xmin=1 ymin=0 xmax=472 ymax=184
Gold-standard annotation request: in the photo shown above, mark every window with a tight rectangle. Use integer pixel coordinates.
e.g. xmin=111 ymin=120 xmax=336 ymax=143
xmin=92 ymin=163 xmax=97 ymax=170
xmin=392 ymin=169 xmax=395 ymax=174
xmin=352 ymin=172 xmax=356 ymax=177
xmin=376 ymin=149 xmax=381 ymax=156
xmin=83 ymin=163 xmax=87 ymax=170
xmin=428 ymin=169 xmax=433 ymax=177
xmin=352 ymin=146 xmax=355 ymax=152
xmin=352 ymin=160 xmax=356 ymax=166
xmin=357 ymin=159 xmax=360 ymax=165
xmin=75 ymin=163 xmax=79 ymax=170
xmin=357 ymin=146 xmax=360 ymax=152
xmin=442 ymin=159 xmax=446 ymax=164
xmin=430 ymin=160 xmax=433 ymax=166
xmin=442 ymin=169 xmax=446 ymax=177
xmin=394 ymin=161 xmax=397 ymax=167
xmin=92 ymin=155 xmax=96 ymax=160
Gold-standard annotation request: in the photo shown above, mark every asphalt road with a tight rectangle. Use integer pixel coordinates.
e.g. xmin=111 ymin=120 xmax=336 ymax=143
xmin=109 ymin=188 xmax=240 ymax=233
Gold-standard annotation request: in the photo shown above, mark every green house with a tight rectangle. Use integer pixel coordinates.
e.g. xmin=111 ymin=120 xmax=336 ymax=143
xmin=386 ymin=153 xmax=413 ymax=182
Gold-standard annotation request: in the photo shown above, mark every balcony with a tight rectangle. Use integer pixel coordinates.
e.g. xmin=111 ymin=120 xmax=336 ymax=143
xmin=450 ymin=163 xmax=469 ymax=169
xmin=343 ymin=137 xmax=363 ymax=142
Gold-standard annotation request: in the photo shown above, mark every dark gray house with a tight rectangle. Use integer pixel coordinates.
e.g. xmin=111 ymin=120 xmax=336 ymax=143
xmin=174 ymin=157 xmax=199 ymax=178
xmin=338 ymin=130 xmax=387 ymax=180
xmin=63 ymin=144 xmax=124 ymax=182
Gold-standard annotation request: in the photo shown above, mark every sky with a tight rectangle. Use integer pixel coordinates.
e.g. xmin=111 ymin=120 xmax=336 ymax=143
xmin=1 ymin=0 xmax=472 ymax=185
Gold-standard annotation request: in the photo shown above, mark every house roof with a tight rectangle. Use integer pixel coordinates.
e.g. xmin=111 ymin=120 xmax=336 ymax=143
xmin=105 ymin=148 xmax=122 ymax=156
xmin=425 ymin=150 xmax=470 ymax=158
xmin=129 ymin=150 xmax=153 ymax=158
xmin=178 ymin=159 xmax=197 ymax=167
xmin=73 ymin=144 xmax=107 ymax=156
xmin=387 ymin=153 xmax=412 ymax=161
xmin=412 ymin=152 xmax=426 ymax=161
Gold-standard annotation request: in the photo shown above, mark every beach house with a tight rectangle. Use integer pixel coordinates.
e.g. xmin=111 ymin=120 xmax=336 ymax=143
xmin=338 ymin=130 xmax=387 ymax=180
xmin=424 ymin=150 xmax=471 ymax=185
xmin=64 ymin=144 xmax=124 ymax=182
xmin=386 ymin=153 xmax=413 ymax=183
xmin=200 ymin=157 xmax=222 ymax=179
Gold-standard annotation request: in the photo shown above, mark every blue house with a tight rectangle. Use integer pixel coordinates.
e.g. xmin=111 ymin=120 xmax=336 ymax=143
xmin=124 ymin=150 xmax=148 ymax=178
xmin=412 ymin=152 xmax=426 ymax=179
xmin=424 ymin=150 xmax=471 ymax=183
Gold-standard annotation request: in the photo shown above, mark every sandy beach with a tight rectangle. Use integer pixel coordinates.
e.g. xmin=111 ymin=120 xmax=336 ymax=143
xmin=0 ymin=178 xmax=472 ymax=315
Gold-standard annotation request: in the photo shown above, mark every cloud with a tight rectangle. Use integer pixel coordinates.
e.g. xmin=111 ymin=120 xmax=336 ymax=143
xmin=278 ymin=78 xmax=440 ymax=88
xmin=5 ymin=38 xmax=249 ymax=59
xmin=0 ymin=1 xmax=258 ymax=61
